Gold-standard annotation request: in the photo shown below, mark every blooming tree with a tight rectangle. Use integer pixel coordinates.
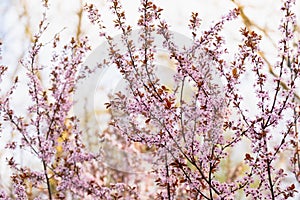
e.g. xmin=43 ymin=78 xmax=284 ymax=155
xmin=0 ymin=0 xmax=300 ymax=199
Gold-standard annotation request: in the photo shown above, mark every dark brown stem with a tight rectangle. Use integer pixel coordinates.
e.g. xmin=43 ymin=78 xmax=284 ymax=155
xmin=165 ymin=153 xmax=171 ymax=200
xmin=43 ymin=161 xmax=52 ymax=200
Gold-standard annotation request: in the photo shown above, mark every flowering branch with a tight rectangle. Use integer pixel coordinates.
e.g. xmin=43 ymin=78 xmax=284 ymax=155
xmin=0 ymin=0 xmax=299 ymax=199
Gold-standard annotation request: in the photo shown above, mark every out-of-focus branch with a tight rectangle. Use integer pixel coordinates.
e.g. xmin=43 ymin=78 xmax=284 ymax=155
xmin=75 ymin=0 xmax=84 ymax=41
xmin=10 ymin=0 xmax=33 ymax=80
